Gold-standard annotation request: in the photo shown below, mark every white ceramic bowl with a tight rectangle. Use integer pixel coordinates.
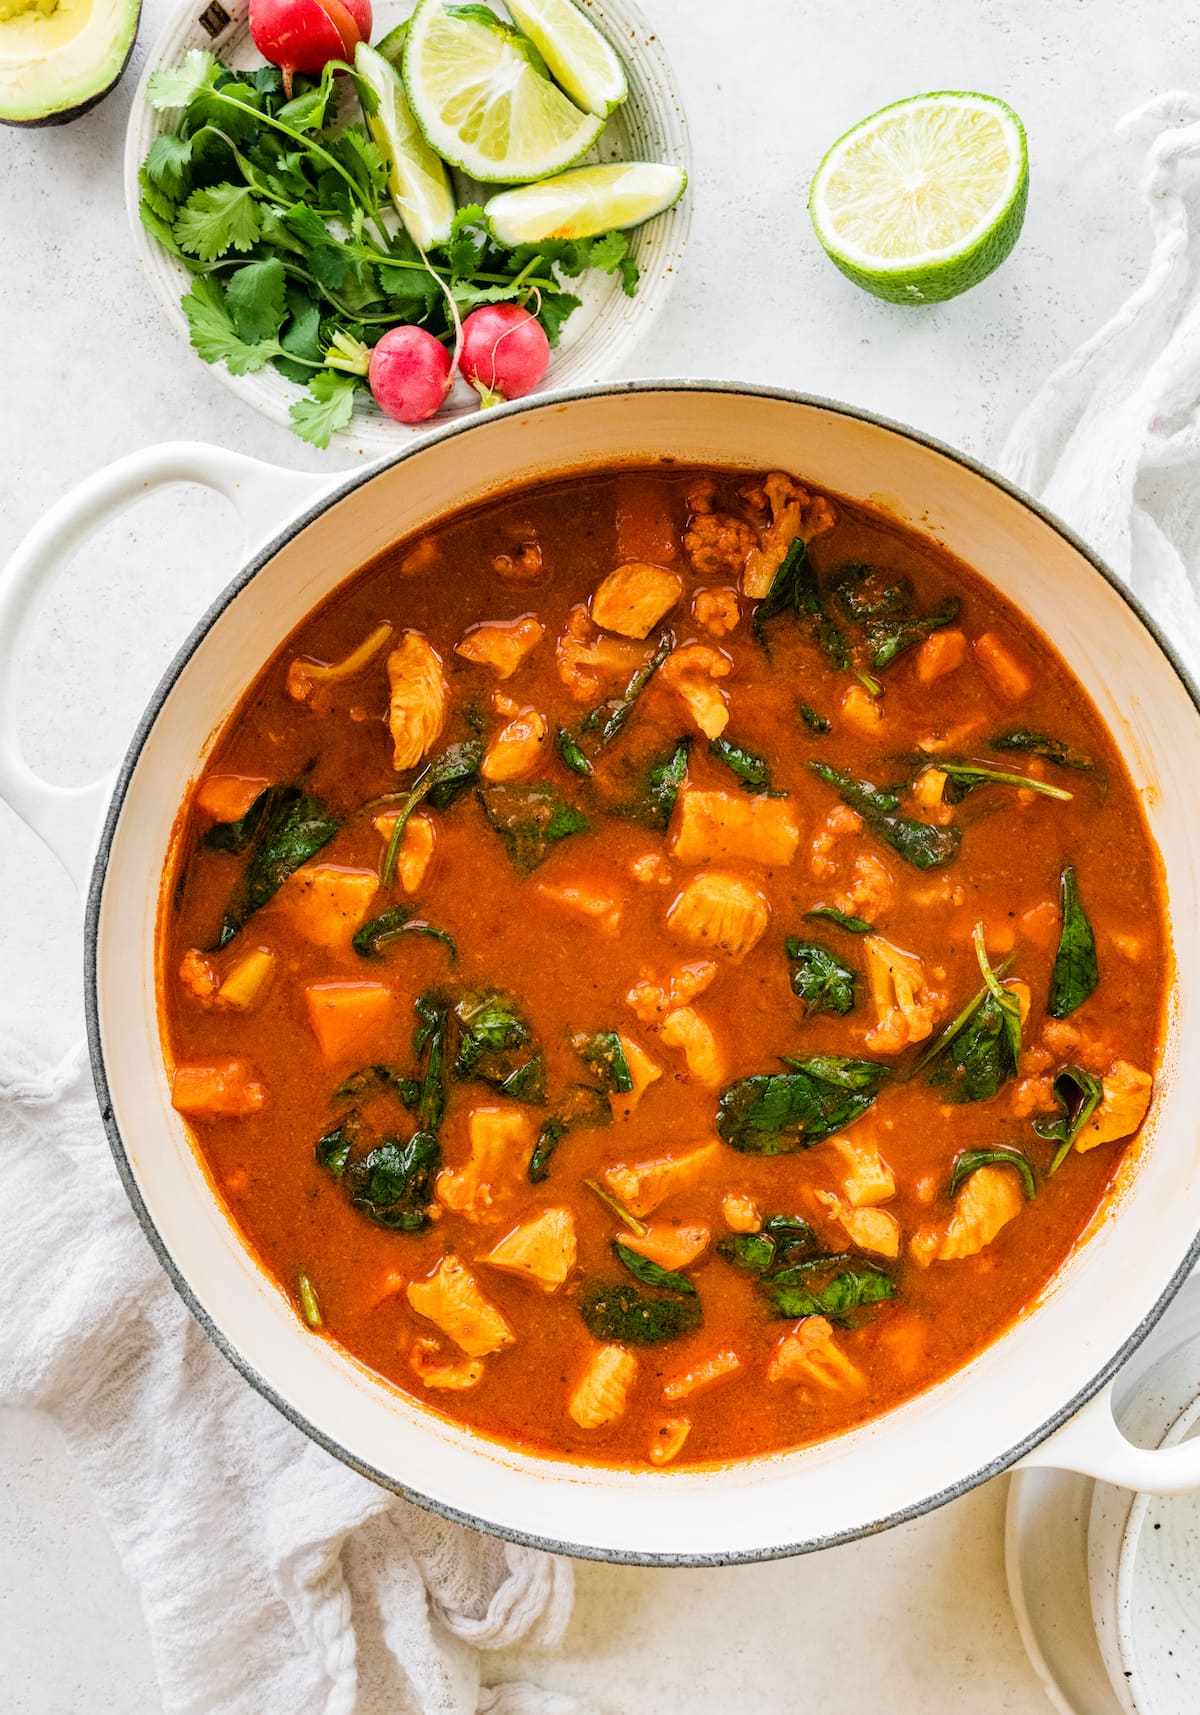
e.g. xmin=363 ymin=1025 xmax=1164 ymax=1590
xmin=122 ymin=0 xmax=691 ymax=453
xmin=6 ymin=383 xmax=1200 ymax=1563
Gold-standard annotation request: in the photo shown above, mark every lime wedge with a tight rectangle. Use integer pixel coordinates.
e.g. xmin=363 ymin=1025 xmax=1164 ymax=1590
xmin=402 ymin=0 xmax=605 ymax=184
xmin=486 ymin=161 xmax=686 ymax=243
xmin=504 ymin=0 xmax=627 ymax=118
xmin=355 ymin=40 xmax=455 ymax=250
xmin=809 ymin=91 xmax=1028 ymax=304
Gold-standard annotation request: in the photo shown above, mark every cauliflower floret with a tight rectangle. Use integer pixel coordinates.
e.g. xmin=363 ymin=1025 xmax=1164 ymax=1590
xmin=815 ymin=1191 xmax=901 ymax=1259
xmin=387 ymin=632 xmax=447 ymax=771
xmin=666 ymin=872 xmax=770 ymax=959
xmin=481 ymin=1207 xmax=577 ymax=1291
xmin=409 ymin=1339 xmax=485 ymax=1391
xmin=721 ymin=1191 xmax=761 ymax=1232
xmin=603 ymin=1141 xmax=722 ymax=1218
xmin=406 ymin=1256 xmax=514 ymax=1356
xmin=809 ymin=804 xmax=864 ymax=879
xmin=491 ymin=541 xmax=543 ymax=583
xmin=827 ymin=1135 xmax=896 ymax=1207
xmin=670 ymin=788 xmax=800 ymax=867
xmin=683 ymin=511 xmax=758 ymax=577
xmin=658 ymin=643 xmax=732 ymax=739
xmin=480 ymin=706 xmax=548 ymax=781
xmin=556 ymin=605 xmax=651 ymax=702
xmin=1076 ymin=1060 xmax=1153 ymax=1152
xmin=591 ymin=563 xmax=682 ymax=639
xmin=863 ymin=935 xmax=943 ymax=1053
xmin=692 ymin=587 xmax=740 ymax=636
xmin=910 ymin=1165 xmax=1024 ymax=1266
xmin=568 ymin=1344 xmax=638 ymax=1429
xmin=287 ymin=621 xmax=393 ymax=704
xmin=742 ymin=472 xmax=837 ymax=600
xmin=626 ymin=960 xmax=718 ymax=1023
xmin=767 ymin=1317 xmax=865 ymax=1393
xmin=659 ymin=1006 xmax=728 ymax=1087
xmin=455 ymin=615 xmax=544 ymax=678
xmin=837 ymin=852 xmax=895 ymax=924
xmin=437 ymin=1106 xmax=532 ymax=1221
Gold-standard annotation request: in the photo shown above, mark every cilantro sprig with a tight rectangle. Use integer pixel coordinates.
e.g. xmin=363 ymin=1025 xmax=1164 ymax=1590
xmin=140 ymin=50 xmax=641 ymax=447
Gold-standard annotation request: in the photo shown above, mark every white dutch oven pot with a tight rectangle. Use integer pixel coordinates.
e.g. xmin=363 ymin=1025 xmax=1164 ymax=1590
xmin=4 ymin=383 xmax=1200 ymax=1564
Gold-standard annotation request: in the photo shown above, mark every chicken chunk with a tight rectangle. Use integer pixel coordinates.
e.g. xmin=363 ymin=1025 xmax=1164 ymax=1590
xmin=409 ymin=1339 xmax=485 ymax=1391
xmin=536 ymin=878 xmax=622 ymax=937
xmin=683 ymin=510 xmax=758 ymax=578
xmin=666 ymin=872 xmax=770 ymax=960
xmin=863 ymin=935 xmax=943 ymax=1053
xmin=438 ymin=1106 xmax=532 ymax=1221
xmin=662 ymin=1349 xmax=741 ymax=1402
xmin=387 ymin=632 xmax=447 ymax=771
xmin=1076 ymin=1060 xmax=1153 ymax=1152
xmin=568 ymin=1344 xmax=638 ymax=1430
xmin=603 ymin=1142 xmax=722 ymax=1218
xmin=648 ymin=1416 xmax=691 ymax=1466
xmin=480 ymin=706 xmax=549 ymax=781
xmin=692 ymin=587 xmax=740 ymax=636
xmin=621 ymin=1219 xmax=710 ymax=1271
xmin=914 ymin=628 xmax=967 ymax=684
xmin=591 ymin=563 xmax=683 ymax=639
xmin=610 ymin=1035 xmax=662 ymax=1123
xmin=658 ymin=643 xmax=732 ymax=739
xmin=910 ymin=1164 xmax=1024 ymax=1266
xmin=556 ymin=605 xmax=650 ymax=702
xmin=840 ymin=683 xmax=884 ymax=734
xmin=194 ymin=774 xmax=269 ymax=826
xmin=659 ymin=1006 xmax=728 ymax=1087
xmin=626 ymin=960 xmax=718 ymax=1023
xmin=481 ymin=1207 xmax=577 ymax=1292
xmin=406 ymin=1256 xmax=514 ymax=1357
xmin=455 ymin=615 xmax=544 ymax=679
xmin=275 ymin=864 xmax=378 ymax=948
xmin=670 ymin=788 xmax=800 ymax=868
xmin=742 ymin=472 xmax=837 ymax=600
xmin=815 ymin=1191 xmax=900 ymax=1259
xmin=975 ymin=632 xmax=1032 ymax=701
xmin=827 ymin=1135 xmax=896 ymax=1207
xmin=397 ymin=814 xmax=436 ymax=894
xmin=287 ymin=622 xmax=392 ymax=704
xmin=767 ymin=1317 xmax=865 ymax=1393
xmin=171 ymin=1060 xmax=266 ymax=1119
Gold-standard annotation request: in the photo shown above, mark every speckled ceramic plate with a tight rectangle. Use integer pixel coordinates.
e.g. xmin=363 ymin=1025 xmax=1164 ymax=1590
xmin=122 ymin=0 xmax=690 ymax=453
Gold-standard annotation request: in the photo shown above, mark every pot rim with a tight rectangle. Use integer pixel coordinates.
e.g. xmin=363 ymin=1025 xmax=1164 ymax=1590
xmin=82 ymin=378 xmax=1200 ymax=1565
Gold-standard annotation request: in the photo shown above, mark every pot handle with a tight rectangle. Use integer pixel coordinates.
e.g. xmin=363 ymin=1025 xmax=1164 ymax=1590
xmin=0 ymin=441 xmax=344 ymax=892
xmin=1018 ymin=1381 xmax=1200 ymax=1493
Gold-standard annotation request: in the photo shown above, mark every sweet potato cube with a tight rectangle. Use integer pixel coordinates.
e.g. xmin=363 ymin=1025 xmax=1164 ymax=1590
xmin=591 ymin=563 xmax=683 ymax=639
xmin=670 ymin=788 xmax=800 ymax=867
xmin=406 ymin=1256 xmax=514 ymax=1357
xmin=481 ymin=1207 xmax=577 ymax=1291
xmin=438 ymin=1105 xmax=532 ymax=1221
xmin=194 ymin=774 xmax=269 ymax=825
xmin=216 ymin=947 xmax=276 ymax=1012
xmin=535 ymin=878 xmax=622 ymax=936
xmin=975 ymin=632 xmax=1032 ymax=701
xmin=568 ymin=1344 xmax=638 ymax=1429
xmin=276 ymin=864 xmax=378 ymax=949
xmin=603 ymin=1141 xmax=722 ymax=1218
xmin=303 ymin=981 xmax=394 ymax=1062
xmin=914 ymin=628 xmax=967 ymax=684
xmin=171 ymin=1060 xmax=266 ymax=1119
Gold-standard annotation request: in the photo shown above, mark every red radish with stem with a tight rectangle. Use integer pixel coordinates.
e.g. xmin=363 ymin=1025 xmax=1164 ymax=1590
xmin=460 ymin=304 xmax=550 ymax=408
xmin=249 ymin=0 xmax=372 ymax=94
xmin=368 ymin=326 xmax=453 ymax=424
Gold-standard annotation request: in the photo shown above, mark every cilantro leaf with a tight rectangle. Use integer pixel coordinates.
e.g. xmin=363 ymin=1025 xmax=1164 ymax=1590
xmin=445 ymin=204 xmax=490 ymax=276
xmin=147 ymin=49 xmax=219 ymax=111
xmin=582 ymin=230 xmax=628 ymax=273
xmin=225 ymin=258 xmax=288 ymax=344
xmin=535 ymin=289 xmax=582 ymax=347
xmin=175 ymin=183 xmax=262 ymax=261
xmin=144 ymin=133 xmax=194 ymax=199
xmin=289 ymin=370 xmax=359 ymax=448
xmin=181 ymin=276 xmax=284 ymax=374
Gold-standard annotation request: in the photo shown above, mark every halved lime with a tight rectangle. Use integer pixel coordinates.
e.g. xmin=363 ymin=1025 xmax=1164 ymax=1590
xmin=486 ymin=161 xmax=685 ymax=243
xmin=355 ymin=41 xmax=455 ymax=250
xmin=505 ymin=0 xmax=627 ymax=118
xmin=402 ymin=0 xmax=605 ymax=184
xmin=809 ymin=91 xmax=1028 ymax=304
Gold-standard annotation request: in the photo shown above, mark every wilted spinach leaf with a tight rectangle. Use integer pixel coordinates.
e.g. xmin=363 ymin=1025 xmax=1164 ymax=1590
xmin=528 ymin=1083 xmax=611 ymax=1183
xmin=924 ymin=929 xmax=1021 ymax=1104
xmin=571 ymin=1031 xmax=633 ymax=1093
xmin=578 ymin=1281 xmax=703 ymax=1345
xmin=949 ymin=1145 xmax=1037 ymax=1201
xmin=785 ymin=938 xmax=857 ymax=1017
xmin=753 ymin=538 xmax=849 ymax=670
xmin=623 ymin=736 xmax=690 ymax=830
xmin=1048 ymin=865 xmax=1099 ymax=1019
xmin=834 ymin=564 xmax=960 ymax=670
xmin=717 ymin=1056 xmax=890 ymax=1154
xmin=555 ymin=727 xmax=593 ymax=777
xmin=717 ymin=1214 xmax=818 ymax=1277
xmin=991 ymin=730 xmax=1099 ymax=776
xmin=580 ymin=629 xmax=674 ymax=746
xmin=477 ymin=780 xmax=588 ymax=873
xmin=938 ymin=762 xmax=1072 ymax=805
xmin=804 ymin=905 xmax=872 ymax=935
xmin=767 ymin=1264 xmax=895 ymax=1322
xmin=353 ymin=905 xmax=458 ymax=962
xmin=613 ymin=1239 xmax=696 ymax=1295
xmin=333 ymin=1065 xmax=419 ymax=1104
xmin=1033 ymin=1064 xmax=1105 ymax=1173
xmin=709 ymin=736 xmax=787 ymax=796
xmin=203 ymin=785 xmax=275 ymax=854
xmin=347 ymin=1134 xmax=440 ymax=1231
xmin=808 ymin=761 xmax=961 ymax=870
xmin=217 ymin=786 xmax=339 ymax=945
xmin=454 ymin=989 xmax=542 ymax=1097
xmin=499 ymin=1052 xmax=547 ymax=1103
xmin=798 ymin=702 xmax=831 ymax=735
xmin=315 ymin=1125 xmax=353 ymax=1178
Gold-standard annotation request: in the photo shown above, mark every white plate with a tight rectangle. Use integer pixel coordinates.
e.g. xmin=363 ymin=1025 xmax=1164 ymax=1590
xmin=122 ymin=0 xmax=691 ymax=452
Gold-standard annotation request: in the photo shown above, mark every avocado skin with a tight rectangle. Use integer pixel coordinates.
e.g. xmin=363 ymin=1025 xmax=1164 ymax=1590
xmin=0 ymin=0 xmax=140 ymax=127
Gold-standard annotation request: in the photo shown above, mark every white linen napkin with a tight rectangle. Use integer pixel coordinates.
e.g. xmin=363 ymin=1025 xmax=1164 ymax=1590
xmin=6 ymin=86 xmax=1200 ymax=1715
xmin=0 ymin=1039 xmax=583 ymax=1715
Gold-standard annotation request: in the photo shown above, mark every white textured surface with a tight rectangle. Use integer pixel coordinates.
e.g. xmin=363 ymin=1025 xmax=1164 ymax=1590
xmin=0 ymin=0 xmax=1188 ymax=1707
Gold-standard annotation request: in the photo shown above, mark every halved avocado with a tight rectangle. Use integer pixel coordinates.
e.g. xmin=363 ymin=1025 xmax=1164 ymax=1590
xmin=0 ymin=0 xmax=140 ymax=126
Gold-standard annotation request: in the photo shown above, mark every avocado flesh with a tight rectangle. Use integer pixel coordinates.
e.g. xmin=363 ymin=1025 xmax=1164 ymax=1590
xmin=0 ymin=0 xmax=140 ymax=126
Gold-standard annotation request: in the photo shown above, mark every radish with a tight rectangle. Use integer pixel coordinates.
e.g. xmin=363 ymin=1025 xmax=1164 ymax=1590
xmin=249 ymin=0 xmax=372 ymax=93
xmin=368 ymin=326 xmax=453 ymax=424
xmin=460 ymin=305 xmax=550 ymax=408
